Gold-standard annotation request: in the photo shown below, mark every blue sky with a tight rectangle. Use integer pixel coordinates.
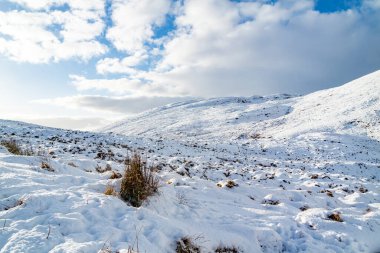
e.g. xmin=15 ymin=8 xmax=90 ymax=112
xmin=0 ymin=0 xmax=379 ymax=130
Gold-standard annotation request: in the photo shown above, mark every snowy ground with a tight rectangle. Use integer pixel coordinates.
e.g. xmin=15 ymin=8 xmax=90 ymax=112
xmin=0 ymin=71 xmax=380 ymax=252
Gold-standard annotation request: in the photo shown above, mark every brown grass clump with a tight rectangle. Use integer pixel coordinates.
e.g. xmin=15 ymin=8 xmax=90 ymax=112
xmin=68 ymin=162 xmax=77 ymax=167
xmin=262 ymin=199 xmax=280 ymax=205
xmin=96 ymin=164 xmax=113 ymax=173
xmin=104 ymin=185 xmax=116 ymax=196
xmin=1 ymin=140 xmax=33 ymax=156
xmin=176 ymin=237 xmax=201 ymax=253
xmin=120 ymin=154 xmax=159 ymax=207
xmin=41 ymin=161 xmax=54 ymax=172
xmin=1 ymin=198 xmax=25 ymax=211
xmin=225 ymin=180 xmax=238 ymax=188
xmin=109 ymin=171 xmax=122 ymax=179
xmin=215 ymin=245 xmax=240 ymax=253
xmin=310 ymin=174 xmax=319 ymax=179
xmin=327 ymin=212 xmax=343 ymax=222
xmin=1 ymin=140 xmax=22 ymax=155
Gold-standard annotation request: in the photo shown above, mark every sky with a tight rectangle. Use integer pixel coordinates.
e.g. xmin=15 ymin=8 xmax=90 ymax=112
xmin=0 ymin=0 xmax=379 ymax=130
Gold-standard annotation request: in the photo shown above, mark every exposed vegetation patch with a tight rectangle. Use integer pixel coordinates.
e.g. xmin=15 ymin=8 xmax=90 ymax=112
xmin=176 ymin=237 xmax=201 ymax=253
xmin=41 ymin=161 xmax=54 ymax=172
xmin=120 ymin=154 xmax=159 ymax=207
xmin=104 ymin=185 xmax=116 ymax=196
xmin=225 ymin=180 xmax=238 ymax=188
xmin=1 ymin=199 xmax=24 ymax=211
xmin=96 ymin=164 xmax=112 ymax=173
xmin=67 ymin=162 xmax=77 ymax=167
xmin=215 ymin=245 xmax=241 ymax=253
xmin=109 ymin=171 xmax=122 ymax=179
xmin=1 ymin=140 xmax=33 ymax=156
xmin=327 ymin=213 xmax=343 ymax=222
xmin=262 ymin=199 xmax=280 ymax=205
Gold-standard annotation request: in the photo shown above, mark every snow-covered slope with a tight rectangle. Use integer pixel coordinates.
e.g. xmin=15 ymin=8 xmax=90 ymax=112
xmin=102 ymin=70 xmax=380 ymax=142
xmin=1 ymin=71 xmax=380 ymax=253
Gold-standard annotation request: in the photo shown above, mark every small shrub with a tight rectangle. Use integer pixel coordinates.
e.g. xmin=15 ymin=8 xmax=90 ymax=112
xmin=320 ymin=189 xmax=334 ymax=197
xmin=39 ymin=152 xmax=54 ymax=172
xmin=327 ymin=212 xmax=343 ymax=222
xmin=250 ymin=133 xmax=262 ymax=139
xmin=109 ymin=171 xmax=122 ymax=179
xmin=176 ymin=237 xmax=201 ymax=253
xmin=1 ymin=140 xmax=22 ymax=155
xmin=104 ymin=185 xmax=116 ymax=196
xmin=310 ymin=174 xmax=319 ymax=179
xmin=96 ymin=164 xmax=112 ymax=173
xmin=215 ymin=245 xmax=240 ymax=253
xmin=225 ymin=180 xmax=238 ymax=188
xmin=41 ymin=161 xmax=54 ymax=172
xmin=262 ymin=199 xmax=280 ymax=205
xmin=2 ymin=198 xmax=24 ymax=211
xmin=1 ymin=140 xmax=33 ymax=156
xmin=120 ymin=154 xmax=159 ymax=207
xmin=68 ymin=162 xmax=77 ymax=167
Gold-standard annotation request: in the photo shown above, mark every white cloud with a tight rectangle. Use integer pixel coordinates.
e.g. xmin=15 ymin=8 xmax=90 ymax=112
xmin=70 ymin=75 xmax=177 ymax=96
xmin=106 ymin=0 xmax=171 ymax=53
xmin=8 ymin=0 xmax=105 ymax=11
xmin=96 ymin=51 xmax=148 ymax=74
xmin=86 ymin=0 xmax=380 ymax=96
xmin=35 ymin=95 xmax=193 ymax=114
xmin=148 ymin=0 xmax=380 ymax=96
xmin=0 ymin=1 xmax=107 ymax=63
xmin=91 ymin=0 xmax=380 ymax=98
xmin=20 ymin=117 xmax=110 ymax=131
xmin=363 ymin=0 xmax=380 ymax=9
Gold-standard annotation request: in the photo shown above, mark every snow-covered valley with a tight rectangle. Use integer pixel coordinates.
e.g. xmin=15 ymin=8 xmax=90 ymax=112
xmin=0 ymin=71 xmax=379 ymax=253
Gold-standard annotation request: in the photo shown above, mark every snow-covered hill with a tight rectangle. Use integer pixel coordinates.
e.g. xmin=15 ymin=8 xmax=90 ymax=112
xmin=103 ymin=70 xmax=380 ymax=142
xmin=0 ymin=71 xmax=379 ymax=253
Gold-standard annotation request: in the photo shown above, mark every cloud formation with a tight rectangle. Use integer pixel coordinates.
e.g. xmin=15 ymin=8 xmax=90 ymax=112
xmin=35 ymin=95 xmax=194 ymax=114
xmin=106 ymin=0 xmax=171 ymax=53
xmin=1 ymin=0 xmax=380 ymax=121
xmin=0 ymin=0 xmax=107 ymax=63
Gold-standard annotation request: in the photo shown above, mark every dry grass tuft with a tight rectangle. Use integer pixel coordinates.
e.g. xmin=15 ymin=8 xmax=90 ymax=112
xmin=215 ymin=245 xmax=241 ymax=253
xmin=176 ymin=237 xmax=201 ymax=253
xmin=41 ymin=161 xmax=54 ymax=172
xmin=120 ymin=154 xmax=159 ymax=207
xmin=1 ymin=198 xmax=25 ymax=211
xmin=96 ymin=164 xmax=113 ymax=173
xmin=262 ymin=199 xmax=280 ymax=205
xmin=68 ymin=162 xmax=77 ymax=167
xmin=327 ymin=212 xmax=343 ymax=222
xmin=109 ymin=171 xmax=122 ymax=179
xmin=1 ymin=140 xmax=33 ymax=156
xmin=225 ymin=180 xmax=238 ymax=188
xmin=104 ymin=185 xmax=116 ymax=196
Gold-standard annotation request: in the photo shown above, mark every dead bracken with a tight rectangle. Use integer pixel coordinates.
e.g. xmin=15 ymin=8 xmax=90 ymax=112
xmin=327 ymin=213 xmax=343 ymax=222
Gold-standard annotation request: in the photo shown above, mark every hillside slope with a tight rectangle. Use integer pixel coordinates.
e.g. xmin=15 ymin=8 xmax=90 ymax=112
xmin=0 ymin=71 xmax=379 ymax=253
xmin=103 ymin=70 xmax=380 ymax=142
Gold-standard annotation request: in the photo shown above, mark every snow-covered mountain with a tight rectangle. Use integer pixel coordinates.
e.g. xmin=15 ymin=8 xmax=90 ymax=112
xmin=103 ymin=70 xmax=380 ymax=141
xmin=0 ymin=71 xmax=379 ymax=253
